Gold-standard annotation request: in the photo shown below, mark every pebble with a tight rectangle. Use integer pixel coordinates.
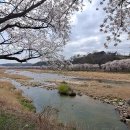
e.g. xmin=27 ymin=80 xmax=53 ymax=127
xmin=118 ymin=102 xmax=124 ymax=106
xmin=113 ymin=99 xmax=118 ymax=102
xmin=104 ymin=99 xmax=110 ymax=104
xmin=126 ymin=119 xmax=130 ymax=125
xmin=77 ymin=92 xmax=82 ymax=96
xmin=123 ymin=113 xmax=128 ymax=118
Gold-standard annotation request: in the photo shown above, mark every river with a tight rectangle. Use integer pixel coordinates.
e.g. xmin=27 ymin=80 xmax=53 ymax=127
xmin=6 ymin=70 xmax=128 ymax=130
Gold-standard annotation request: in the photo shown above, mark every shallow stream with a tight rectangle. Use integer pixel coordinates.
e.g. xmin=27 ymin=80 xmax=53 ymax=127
xmin=6 ymin=70 xmax=128 ymax=130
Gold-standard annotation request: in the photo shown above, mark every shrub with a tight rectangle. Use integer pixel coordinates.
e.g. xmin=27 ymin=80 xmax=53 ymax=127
xmin=58 ymin=83 xmax=70 ymax=95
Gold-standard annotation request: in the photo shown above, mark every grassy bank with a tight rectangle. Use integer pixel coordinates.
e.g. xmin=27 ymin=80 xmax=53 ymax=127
xmin=0 ymin=69 xmax=77 ymax=130
xmin=0 ymin=111 xmax=35 ymax=130
xmin=0 ymin=80 xmax=35 ymax=112
xmin=0 ymin=80 xmax=37 ymax=129
xmin=62 ymin=71 xmax=130 ymax=82
xmin=0 ymin=69 xmax=36 ymax=129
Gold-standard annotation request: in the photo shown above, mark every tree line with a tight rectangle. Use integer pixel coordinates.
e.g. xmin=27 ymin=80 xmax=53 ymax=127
xmin=70 ymin=51 xmax=130 ymax=66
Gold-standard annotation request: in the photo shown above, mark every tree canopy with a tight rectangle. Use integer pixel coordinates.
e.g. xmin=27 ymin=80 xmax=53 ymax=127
xmin=0 ymin=0 xmax=82 ymax=62
xmin=98 ymin=0 xmax=130 ymax=47
xmin=70 ymin=51 xmax=130 ymax=65
xmin=0 ymin=0 xmax=129 ymax=62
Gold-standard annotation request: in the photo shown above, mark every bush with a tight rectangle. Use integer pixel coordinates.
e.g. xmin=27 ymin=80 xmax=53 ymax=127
xmin=58 ymin=83 xmax=70 ymax=95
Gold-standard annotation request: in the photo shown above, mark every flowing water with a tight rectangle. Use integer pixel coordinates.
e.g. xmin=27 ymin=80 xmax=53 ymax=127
xmin=6 ymin=70 xmax=128 ymax=130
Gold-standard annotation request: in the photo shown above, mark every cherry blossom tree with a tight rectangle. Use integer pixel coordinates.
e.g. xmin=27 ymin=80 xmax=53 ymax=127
xmin=1 ymin=0 xmax=129 ymax=63
xmin=97 ymin=0 xmax=130 ymax=47
xmin=67 ymin=63 xmax=99 ymax=71
xmin=0 ymin=0 xmax=82 ymax=62
xmin=101 ymin=59 xmax=130 ymax=71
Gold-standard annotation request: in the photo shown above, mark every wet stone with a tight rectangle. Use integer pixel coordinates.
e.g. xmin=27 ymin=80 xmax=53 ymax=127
xmin=118 ymin=102 xmax=124 ymax=106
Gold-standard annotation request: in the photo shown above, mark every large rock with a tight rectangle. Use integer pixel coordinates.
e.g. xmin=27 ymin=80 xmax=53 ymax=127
xmin=59 ymin=90 xmax=76 ymax=97
xmin=68 ymin=91 xmax=76 ymax=97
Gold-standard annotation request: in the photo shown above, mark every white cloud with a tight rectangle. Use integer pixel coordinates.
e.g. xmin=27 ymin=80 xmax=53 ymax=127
xmin=63 ymin=1 xmax=130 ymax=59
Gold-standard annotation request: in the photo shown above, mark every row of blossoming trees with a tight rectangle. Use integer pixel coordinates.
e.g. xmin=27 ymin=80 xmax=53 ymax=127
xmin=101 ymin=59 xmax=130 ymax=72
xmin=67 ymin=59 xmax=130 ymax=72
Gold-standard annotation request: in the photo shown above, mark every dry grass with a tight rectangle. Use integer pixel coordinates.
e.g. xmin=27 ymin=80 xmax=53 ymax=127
xmin=23 ymin=69 xmax=130 ymax=82
xmin=65 ymin=71 xmax=130 ymax=82
xmin=70 ymin=81 xmax=130 ymax=100
xmin=64 ymin=71 xmax=130 ymax=100
xmin=0 ymin=80 xmax=34 ymax=112
xmin=23 ymin=69 xmax=54 ymax=73
xmin=0 ymin=81 xmax=21 ymax=109
xmin=51 ymin=79 xmax=130 ymax=100
xmin=0 ymin=69 xmax=35 ymax=112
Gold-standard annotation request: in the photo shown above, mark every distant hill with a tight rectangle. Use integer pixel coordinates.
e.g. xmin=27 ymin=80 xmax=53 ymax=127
xmin=32 ymin=61 xmax=48 ymax=66
xmin=1 ymin=63 xmax=32 ymax=66
xmin=70 ymin=51 xmax=130 ymax=65
xmin=1 ymin=61 xmax=48 ymax=67
xmin=1 ymin=52 xmax=130 ymax=67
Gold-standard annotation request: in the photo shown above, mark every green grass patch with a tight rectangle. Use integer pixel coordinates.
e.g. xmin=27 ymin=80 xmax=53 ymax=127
xmin=0 ymin=111 xmax=35 ymax=130
xmin=58 ymin=82 xmax=70 ymax=95
xmin=19 ymin=98 xmax=36 ymax=112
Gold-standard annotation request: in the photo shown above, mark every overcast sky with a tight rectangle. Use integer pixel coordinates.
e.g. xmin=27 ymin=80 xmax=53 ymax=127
xmin=63 ymin=1 xmax=130 ymax=59
xmin=1 ymin=1 xmax=130 ymax=64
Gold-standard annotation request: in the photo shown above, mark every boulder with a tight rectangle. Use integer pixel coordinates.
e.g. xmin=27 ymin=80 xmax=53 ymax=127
xmin=68 ymin=91 xmax=76 ymax=97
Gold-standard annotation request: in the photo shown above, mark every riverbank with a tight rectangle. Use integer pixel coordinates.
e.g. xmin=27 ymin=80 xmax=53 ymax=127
xmin=0 ymin=80 xmax=37 ymax=129
xmin=0 ymin=69 xmax=81 ymax=130
xmin=64 ymin=81 xmax=130 ymax=126
xmin=22 ymin=69 xmax=130 ymax=126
